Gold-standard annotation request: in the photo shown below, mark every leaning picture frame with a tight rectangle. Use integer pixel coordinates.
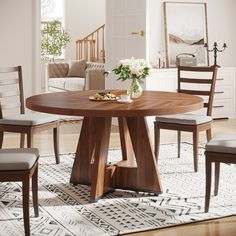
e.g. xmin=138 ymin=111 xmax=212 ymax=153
xmin=163 ymin=2 xmax=209 ymax=68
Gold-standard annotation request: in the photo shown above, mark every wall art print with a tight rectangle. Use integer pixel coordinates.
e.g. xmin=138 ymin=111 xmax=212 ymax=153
xmin=164 ymin=2 xmax=209 ymax=68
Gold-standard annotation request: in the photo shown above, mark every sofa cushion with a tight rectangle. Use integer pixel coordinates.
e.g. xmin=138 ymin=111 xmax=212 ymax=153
xmin=67 ymin=59 xmax=87 ymax=77
xmin=48 ymin=78 xmax=66 ymax=90
xmin=64 ymin=78 xmax=85 ymax=91
xmin=49 ymin=77 xmax=85 ymax=91
xmin=48 ymin=63 xmax=69 ymax=78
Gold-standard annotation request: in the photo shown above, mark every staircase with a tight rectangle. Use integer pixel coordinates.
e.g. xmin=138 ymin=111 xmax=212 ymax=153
xmin=76 ymin=24 xmax=105 ymax=63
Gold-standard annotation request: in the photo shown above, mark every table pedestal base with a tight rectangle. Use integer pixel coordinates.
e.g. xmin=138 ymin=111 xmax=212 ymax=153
xmin=70 ymin=117 xmax=163 ymax=201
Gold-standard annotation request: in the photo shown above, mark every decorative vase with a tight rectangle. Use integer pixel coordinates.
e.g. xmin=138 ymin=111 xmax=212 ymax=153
xmin=128 ymin=78 xmax=143 ymax=99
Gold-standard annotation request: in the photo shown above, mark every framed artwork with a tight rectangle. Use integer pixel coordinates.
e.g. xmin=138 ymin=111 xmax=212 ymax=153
xmin=163 ymin=2 xmax=209 ymax=68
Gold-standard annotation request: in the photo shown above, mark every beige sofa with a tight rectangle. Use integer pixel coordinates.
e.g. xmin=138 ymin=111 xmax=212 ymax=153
xmin=45 ymin=60 xmax=105 ymax=92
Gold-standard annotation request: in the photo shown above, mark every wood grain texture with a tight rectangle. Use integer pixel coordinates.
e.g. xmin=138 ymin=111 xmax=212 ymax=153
xmin=114 ymin=117 xmax=163 ymax=192
xmin=70 ymin=116 xmax=163 ymax=201
xmin=27 ymin=90 xmax=203 ymax=201
xmin=118 ymin=117 xmax=135 ymax=161
xmin=26 ymin=90 xmax=203 ymax=117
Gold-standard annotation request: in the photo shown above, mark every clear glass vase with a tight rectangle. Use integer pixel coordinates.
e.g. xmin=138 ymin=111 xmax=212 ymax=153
xmin=128 ymin=78 xmax=143 ymax=99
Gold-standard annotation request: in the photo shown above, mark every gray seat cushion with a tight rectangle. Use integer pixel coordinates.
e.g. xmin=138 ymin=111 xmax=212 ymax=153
xmin=0 ymin=113 xmax=59 ymax=126
xmin=205 ymin=135 xmax=236 ymax=154
xmin=0 ymin=148 xmax=39 ymax=171
xmin=156 ymin=114 xmax=212 ymax=125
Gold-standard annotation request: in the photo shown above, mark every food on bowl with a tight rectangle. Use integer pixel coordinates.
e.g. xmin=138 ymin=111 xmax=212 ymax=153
xmin=90 ymin=92 xmax=117 ymax=100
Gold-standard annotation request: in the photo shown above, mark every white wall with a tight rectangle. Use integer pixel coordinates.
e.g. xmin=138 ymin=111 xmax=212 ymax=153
xmin=0 ymin=0 xmax=38 ymax=98
xmin=206 ymin=0 xmax=236 ymax=66
xmin=147 ymin=0 xmax=162 ymax=66
xmin=64 ymin=0 xmax=106 ymax=61
xmin=148 ymin=0 xmax=236 ymax=67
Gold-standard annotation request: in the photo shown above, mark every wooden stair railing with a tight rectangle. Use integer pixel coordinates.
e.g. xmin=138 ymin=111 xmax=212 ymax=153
xmin=76 ymin=24 xmax=105 ymax=63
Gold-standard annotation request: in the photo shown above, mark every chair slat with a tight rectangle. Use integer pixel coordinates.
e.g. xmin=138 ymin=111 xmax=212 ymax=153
xmin=0 ymin=78 xmax=19 ymax=86
xmin=178 ymin=66 xmax=216 ymax=72
xmin=0 ymin=66 xmax=19 ymax=73
xmin=0 ymin=90 xmax=20 ymax=98
xmin=2 ymin=102 xmax=21 ymax=110
xmin=0 ymin=65 xmax=59 ymax=165
xmin=154 ymin=65 xmax=218 ymax=174
xmin=179 ymin=89 xmax=211 ymax=96
xmin=180 ymin=78 xmax=212 ymax=84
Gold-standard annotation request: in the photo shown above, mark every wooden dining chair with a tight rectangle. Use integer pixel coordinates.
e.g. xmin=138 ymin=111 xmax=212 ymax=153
xmin=0 ymin=66 xmax=60 ymax=163
xmin=205 ymin=135 xmax=236 ymax=212
xmin=0 ymin=148 xmax=39 ymax=236
xmin=154 ymin=66 xmax=218 ymax=172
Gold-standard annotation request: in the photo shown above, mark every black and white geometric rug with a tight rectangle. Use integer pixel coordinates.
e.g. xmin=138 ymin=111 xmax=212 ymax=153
xmin=0 ymin=143 xmax=235 ymax=235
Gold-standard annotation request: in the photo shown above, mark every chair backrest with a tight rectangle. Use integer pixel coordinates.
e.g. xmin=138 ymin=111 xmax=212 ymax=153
xmin=177 ymin=66 xmax=218 ymax=116
xmin=0 ymin=66 xmax=25 ymax=118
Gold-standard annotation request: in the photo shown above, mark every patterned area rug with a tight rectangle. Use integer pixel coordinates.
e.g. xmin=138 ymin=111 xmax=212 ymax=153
xmin=0 ymin=143 xmax=236 ymax=236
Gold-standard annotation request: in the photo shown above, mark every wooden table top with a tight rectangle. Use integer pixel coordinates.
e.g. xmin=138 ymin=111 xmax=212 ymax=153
xmin=26 ymin=90 xmax=203 ymax=117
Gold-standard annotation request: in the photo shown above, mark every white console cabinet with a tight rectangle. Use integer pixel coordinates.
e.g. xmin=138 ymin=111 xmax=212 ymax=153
xmin=145 ymin=67 xmax=236 ymax=119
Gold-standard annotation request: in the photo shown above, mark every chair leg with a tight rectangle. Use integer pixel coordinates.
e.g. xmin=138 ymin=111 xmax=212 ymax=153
xmin=206 ymin=129 xmax=212 ymax=142
xmin=214 ymin=162 xmax=220 ymax=196
xmin=53 ymin=126 xmax=60 ymax=164
xmin=22 ymin=176 xmax=30 ymax=236
xmin=32 ymin=165 xmax=39 ymax=217
xmin=205 ymin=158 xmax=212 ymax=213
xmin=193 ymin=131 xmax=199 ymax=172
xmin=177 ymin=131 xmax=181 ymax=158
xmin=0 ymin=131 xmax=4 ymax=148
xmin=154 ymin=123 xmax=160 ymax=162
xmin=20 ymin=133 xmax=25 ymax=148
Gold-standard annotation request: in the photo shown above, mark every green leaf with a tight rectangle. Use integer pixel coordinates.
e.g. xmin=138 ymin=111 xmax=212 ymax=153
xmin=41 ymin=20 xmax=71 ymax=60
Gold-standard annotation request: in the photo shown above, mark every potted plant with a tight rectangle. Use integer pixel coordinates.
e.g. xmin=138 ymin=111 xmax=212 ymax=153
xmin=41 ymin=20 xmax=71 ymax=62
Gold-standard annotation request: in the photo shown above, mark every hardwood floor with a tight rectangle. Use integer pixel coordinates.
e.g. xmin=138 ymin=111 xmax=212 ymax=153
xmin=2 ymin=118 xmax=236 ymax=236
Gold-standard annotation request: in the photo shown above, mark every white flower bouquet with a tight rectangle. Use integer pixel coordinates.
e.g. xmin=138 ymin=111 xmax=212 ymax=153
xmin=105 ymin=57 xmax=150 ymax=99
xmin=112 ymin=57 xmax=150 ymax=83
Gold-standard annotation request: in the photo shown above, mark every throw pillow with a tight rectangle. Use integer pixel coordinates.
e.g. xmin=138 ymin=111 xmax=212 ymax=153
xmin=67 ymin=59 xmax=87 ymax=77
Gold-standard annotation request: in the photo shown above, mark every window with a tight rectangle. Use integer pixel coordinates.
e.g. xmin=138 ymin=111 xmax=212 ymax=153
xmin=41 ymin=0 xmax=67 ymax=61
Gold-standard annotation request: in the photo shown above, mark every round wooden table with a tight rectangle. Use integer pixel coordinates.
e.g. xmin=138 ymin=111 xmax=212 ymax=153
xmin=26 ymin=90 xmax=203 ymax=201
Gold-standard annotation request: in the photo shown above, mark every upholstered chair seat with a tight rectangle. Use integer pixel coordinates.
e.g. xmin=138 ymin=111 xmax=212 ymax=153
xmin=0 ymin=148 xmax=38 ymax=170
xmin=156 ymin=114 xmax=213 ymax=125
xmin=205 ymin=135 xmax=236 ymax=154
xmin=204 ymin=135 xmax=236 ymax=212
xmin=0 ymin=148 xmax=39 ymax=236
xmin=0 ymin=113 xmax=59 ymax=126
